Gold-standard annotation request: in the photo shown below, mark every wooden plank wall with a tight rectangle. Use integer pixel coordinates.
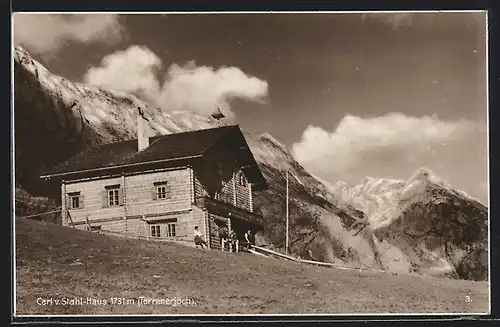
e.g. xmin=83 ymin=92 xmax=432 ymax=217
xmin=125 ymin=169 xmax=191 ymax=216
xmin=185 ymin=206 xmax=206 ymax=242
xmin=234 ymin=172 xmax=251 ymax=212
xmin=193 ymin=165 xmax=252 ymax=213
xmin=66 ymin=176 xmax=125 ymax=223
xmin=63 ymin=163 xmax=254 ymax=243
xmin=64 ymin=168 xmax=193 ymax=239
xmin=193 ymin=173 xmax=207 ymax=198
xmin=208 ymin=213 xmax=230 ymax=251
xmin=76 ymin=211 xmax=197 ymax=240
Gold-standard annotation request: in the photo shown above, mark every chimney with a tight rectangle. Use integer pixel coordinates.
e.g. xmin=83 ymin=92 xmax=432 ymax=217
xmin=137 ymin=107 xmax=150 ymax=151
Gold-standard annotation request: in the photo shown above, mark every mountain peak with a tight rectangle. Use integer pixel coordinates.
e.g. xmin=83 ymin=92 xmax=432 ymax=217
xmin=408 ymin=167 xmax=444 ymax=185
xmin=400 ymin=167 xmax=449 ymax=202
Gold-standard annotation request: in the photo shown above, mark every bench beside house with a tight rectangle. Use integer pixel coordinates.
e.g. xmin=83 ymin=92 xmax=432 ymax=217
xmin=40 ymin=112 xmax=267 ymax=249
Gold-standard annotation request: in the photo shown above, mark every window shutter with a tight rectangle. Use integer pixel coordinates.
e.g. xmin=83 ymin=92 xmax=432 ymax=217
xmin=80 ymin=193 xmax=84 ymax=209
xmin=119 ymin=188 xmax=124 ymax=206
xmin=152 ymin=186 xmax=157 ymax=200
xmin=102 ymin=190 xmax=108 ymax=208
xmin=166 ymin=184 xmax=172 ymax=199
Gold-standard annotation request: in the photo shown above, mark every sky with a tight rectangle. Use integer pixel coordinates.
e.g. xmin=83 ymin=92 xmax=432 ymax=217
xmin=13 ymin=12 xmax=489 ymax=204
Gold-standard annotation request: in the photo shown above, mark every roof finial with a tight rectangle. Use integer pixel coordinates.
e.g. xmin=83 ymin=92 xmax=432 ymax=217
xmin=210 ymin=107 xmax=226 ymax=127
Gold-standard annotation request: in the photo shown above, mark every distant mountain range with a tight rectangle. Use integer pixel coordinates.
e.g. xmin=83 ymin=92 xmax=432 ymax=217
xmin=13 ymin=46 xmax=488 ymax=281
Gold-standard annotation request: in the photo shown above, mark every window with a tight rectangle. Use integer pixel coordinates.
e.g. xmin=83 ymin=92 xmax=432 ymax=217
xmin=157 ymin=185 xmax=167 ymax=199
xmin=151 ymin=225 xmax=161 ymax=238
xmin=239 ymin=173 xmax=247 ymax=186
xmin=103 ymin=184 xmax=122 ymax=208
xmin=153 ymin=181 xmax=169 ymax=200
xmin=71 ymin=196 xmax=80 ymax=209
xmin=68 ymin=192 xmax=81 ymax=209
xmin=108 ymin=188 xmax=120 ymax=206
xmin=167 ymin=223 xmax=176 ymax=237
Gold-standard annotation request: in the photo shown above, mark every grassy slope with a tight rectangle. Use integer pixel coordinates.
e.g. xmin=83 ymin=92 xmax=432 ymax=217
xmin=14 ymin=219 xmax=489 ymax=315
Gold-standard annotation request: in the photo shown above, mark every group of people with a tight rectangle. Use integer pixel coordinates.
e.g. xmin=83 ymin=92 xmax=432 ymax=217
xmin=193 ymin=225 xmax=255 ymax=252
xmin=220 ymin=228 xmax=256 ymax=252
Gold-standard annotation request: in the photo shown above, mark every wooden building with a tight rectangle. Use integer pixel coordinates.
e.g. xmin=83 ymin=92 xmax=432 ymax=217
xmin=40 ymin=112 xmax=267 ymax=249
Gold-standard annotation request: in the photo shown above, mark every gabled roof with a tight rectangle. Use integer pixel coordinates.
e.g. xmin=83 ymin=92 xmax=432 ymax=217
xmin=41 ymin=125 xmax=267 ymax=190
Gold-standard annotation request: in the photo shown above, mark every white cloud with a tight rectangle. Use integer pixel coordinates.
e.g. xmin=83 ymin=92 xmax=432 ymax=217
xmin=291 ymin=113 xmax=483 ymax=189
xmin=158 ymin=61 xmax=268 ymax=119
xmin=83 ymin=45 xmax=162 ymax=101
xmin=83 ymin=45 xmax=269 ymax=119
xmin=13 ymin=13 xmax=125 ymax=56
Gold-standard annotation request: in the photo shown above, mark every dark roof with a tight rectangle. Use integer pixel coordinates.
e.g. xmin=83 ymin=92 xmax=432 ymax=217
xmin=41 ymin=125 xmax=267 ymax=190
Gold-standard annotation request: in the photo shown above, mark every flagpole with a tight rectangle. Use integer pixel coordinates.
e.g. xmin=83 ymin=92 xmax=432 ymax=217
xmin=286 ymin=170 xmax=289 ymax=255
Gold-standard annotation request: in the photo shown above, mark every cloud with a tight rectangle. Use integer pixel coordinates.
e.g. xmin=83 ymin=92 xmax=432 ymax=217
xmin=83 ymin=45 xmax=162 ymax=101
xmin=361 ymin=13 xmax=414 ymax=30
xmin=83 ymin=45 xmax=269 ymax=119
xmin=157 ymin=61 xmax=268 ymax=119
xmin=13 ymin=13 xmax=125 ymax=56
xmin=291 ymin=113 xmax=487 ymax=200
xmin=292 ymin=113 xmax=478 ymax=168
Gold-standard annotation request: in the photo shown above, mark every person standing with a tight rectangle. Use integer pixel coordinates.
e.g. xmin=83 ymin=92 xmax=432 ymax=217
xmin=228 ymin=228 xmax=238 ymax=252
xmin=244 ymin=229 xmax=254 ymax=245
